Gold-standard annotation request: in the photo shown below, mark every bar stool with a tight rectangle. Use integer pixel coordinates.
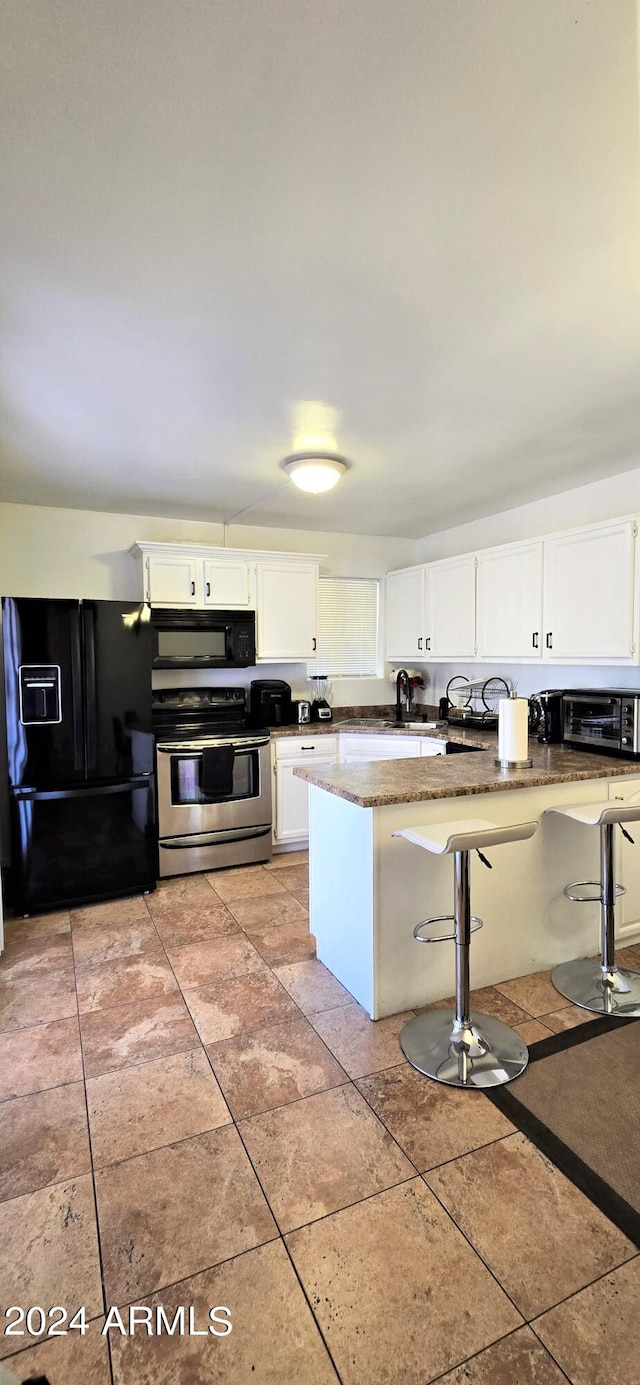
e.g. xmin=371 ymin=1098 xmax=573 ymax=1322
xmin=545 ymin=799 xmax=640 ymax=1016
xmin=393 ymin=816 xmax=538 ymax=1088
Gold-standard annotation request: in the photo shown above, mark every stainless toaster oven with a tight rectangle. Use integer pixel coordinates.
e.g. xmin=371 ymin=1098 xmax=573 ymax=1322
xmin=563 ymin=690 xmax=640 ymax=758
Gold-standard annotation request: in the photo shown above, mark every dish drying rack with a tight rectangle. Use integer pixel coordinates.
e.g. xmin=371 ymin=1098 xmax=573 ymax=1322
xmin=445 ymin=676 xmax=512 ymax=729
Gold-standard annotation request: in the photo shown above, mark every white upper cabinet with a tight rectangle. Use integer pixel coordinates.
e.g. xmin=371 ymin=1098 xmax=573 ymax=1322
xmin=146 ymin=552 xmax=199 ymax=607
xmin=426 ymin=555 xmax=476 ymax=659
xmin=543 ymin=520 xmax=637 ymax=661
xmin=385 ymin=566 xmax=426 ymax=659
xmin=476 ymin=541 xmax=544 ymax=660
xmin=202 ymin=559 xmax=253 ymax=608
xmin=256 ymin=562 xmax=318 ymax=661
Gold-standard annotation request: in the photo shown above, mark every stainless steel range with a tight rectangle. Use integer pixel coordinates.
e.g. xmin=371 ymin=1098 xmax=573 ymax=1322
xmin=153 ymin=686 xmax=272 ymax=877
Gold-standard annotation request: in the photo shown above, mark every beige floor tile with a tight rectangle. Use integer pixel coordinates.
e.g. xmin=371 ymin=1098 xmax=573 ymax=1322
xmin=0 ymin=933 xmax=74 ymax=980
xmin=0 ymin=1016 xmax=83 ymax=1101
xmin=266 ymin=849 xmax=309 ymax=870
xmin=184 ymin=965 xmax=299 ymax=1044
xmin=245 ymin=917 xmax=316 ymax=967
xmin=110 ymin=1240 xmax=337 ymax=1384
xmin=70 ymin=894 xmax=150 ymax=929
xmin=0 ymin=969 xmax=78 ymax=1033
xmin=0 ymin=1082 xmax=91 ymax=1202
xmin=424 ymin=985 xmax=531 ymax=1028
xmin=224 ymin=891 xmax=308 ymax=931
xmin=71 ymin=918 xmax=161 ymax=967
xmin=240 ymin=1083 xmax=413 ymax=1231
xmin=287 ymin=1179 xmax=521 ymax=1385
xmin=425 ymin=1132 xmax=635 ymax=1318
xmin=287 ymin=883 xmax=310 ymax=907
xmin=310 ymin=1002 xmax=414 ymax=1079
xmin=0 ymin=1176 xmax=103 ymax=1358
xmin=533 ymin=1257 xmax=640 ymax=1385
xmin=271 ymin=863 xmax=309 ymax=893
xmin=80 ymin=994 xmax=199 ymax=1078
xmin=87 ymin=1048 xmax=231 ymax=1167
xmin=206 ymin=1014 xmax=347 ymax=1119
xmin=274 ymin=958 xmax=352 ymax=1014
xmin=434 ymin=1326 xmax=568 ymax=1385
xmin=166 ymin=933 xmax=264 ymax=989
xmin=149 ymin=872 xmax=219 ymax=908
xmin=514 ymin=1018 xmax=554 ymax=1043
xmin=495 ymin=970 xmax=561 ymax=1018
xmin=539 ymin=1004 xmax=595 ymax=1032
xmin=4 ymin=909 xmax=71 ymax=941
xmin=206 ymin=865 xmax=287 ymax=902
xmin=356 ymin=1063 xmax=514 ymax=1171
xmin=4 ymin=1326 xmax=110 ymax=1385
xmin=617 ymin=943 xmax=640 ymax=969
xmin=76 ymin=951 xmax=179 ymax=1013
xmin=148 ymin=900 xmax=240 ymax=948
xmin=96 ymin=1125 xmax=277 ymax=1304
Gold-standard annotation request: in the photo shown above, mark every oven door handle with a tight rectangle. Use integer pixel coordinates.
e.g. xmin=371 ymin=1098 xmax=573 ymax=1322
xmin=156 ymin=739 xmax=269 ymax=753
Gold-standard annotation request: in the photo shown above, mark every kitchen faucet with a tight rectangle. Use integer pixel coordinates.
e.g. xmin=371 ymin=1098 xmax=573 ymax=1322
xmin=395 ymin=669 xmax=411 ymax=724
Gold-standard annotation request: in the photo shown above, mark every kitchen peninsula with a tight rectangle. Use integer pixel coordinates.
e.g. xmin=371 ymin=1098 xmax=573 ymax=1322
xmin=295 ymin=735 xmax=640 ymax=1018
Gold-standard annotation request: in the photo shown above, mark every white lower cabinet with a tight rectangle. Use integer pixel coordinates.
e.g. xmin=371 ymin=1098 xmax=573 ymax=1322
xmin=339 ymin=734 xmax=422 ymax=765
xmin=273 ymin=737 xmax=338 ymax=845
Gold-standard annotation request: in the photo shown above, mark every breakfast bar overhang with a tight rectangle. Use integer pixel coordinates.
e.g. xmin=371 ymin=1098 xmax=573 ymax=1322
xmin=295 ymin=740 xmax=640 ymax=1018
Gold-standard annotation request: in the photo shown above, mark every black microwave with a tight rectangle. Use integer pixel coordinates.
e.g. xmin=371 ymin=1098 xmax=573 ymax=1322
xmin=151 ymin=609 xmax=256 ymax=668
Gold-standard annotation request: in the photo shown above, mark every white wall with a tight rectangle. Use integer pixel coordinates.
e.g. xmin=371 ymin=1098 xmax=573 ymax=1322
xmin=412 ymin=462 xmax=640 ymax=702
xmin=0 ymin=501 xmax=415 ymax=705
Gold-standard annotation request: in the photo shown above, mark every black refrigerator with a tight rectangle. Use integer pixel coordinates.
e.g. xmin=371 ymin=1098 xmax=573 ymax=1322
xmin=2 ymin=597 xmax=158 ymax=913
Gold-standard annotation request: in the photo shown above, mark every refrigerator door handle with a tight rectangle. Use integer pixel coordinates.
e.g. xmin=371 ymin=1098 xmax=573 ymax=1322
xmin=13 ymin=778 xmax=153 ymax=802
xmin=83 ymin=603 xmax=97 ymax=773
xmin=70 ymin=604 xmax=85 ymax=774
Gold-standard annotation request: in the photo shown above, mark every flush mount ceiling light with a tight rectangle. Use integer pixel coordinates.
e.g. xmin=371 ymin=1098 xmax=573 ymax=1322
xmin=282 ymin=452 xmax=349 ymax=494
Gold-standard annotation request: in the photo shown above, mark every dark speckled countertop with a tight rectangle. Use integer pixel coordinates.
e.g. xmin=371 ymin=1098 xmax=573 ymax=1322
xmin=292 ymin=726 xmax=640 ymax=807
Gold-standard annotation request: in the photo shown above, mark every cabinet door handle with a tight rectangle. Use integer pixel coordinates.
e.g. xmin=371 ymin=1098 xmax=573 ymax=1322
xmin=312 ymin=637 xmax=317 ymax=651
xmin=546 ymin=632 xmax=553 ymax=649
xmin=206 ymin=581 xmax=211 ymax=597
xmin=191 ymin=581 xmax=196 ymax=596
xmin=532 ymin=631 xmax=539 ymax=649
xmin=417 ymin=638 xmax=423 ymax=651
xmin=425 ymin=637 xmax=431 ymax=651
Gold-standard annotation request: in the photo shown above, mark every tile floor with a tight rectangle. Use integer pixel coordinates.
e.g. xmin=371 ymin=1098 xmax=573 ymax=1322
xmin=0 ymin=852 xmax=639 ymax=1384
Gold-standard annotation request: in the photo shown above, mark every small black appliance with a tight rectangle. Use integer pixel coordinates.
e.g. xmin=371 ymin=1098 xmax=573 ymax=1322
xmin=537 ymin=689 xmax=565 ymax=744
xmin=249 ymin=679 xmax=292 ymax=728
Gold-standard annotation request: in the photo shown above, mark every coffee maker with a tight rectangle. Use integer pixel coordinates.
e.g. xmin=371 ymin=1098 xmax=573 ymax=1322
xmin=537 ymin=690 xmax=565 ymax=744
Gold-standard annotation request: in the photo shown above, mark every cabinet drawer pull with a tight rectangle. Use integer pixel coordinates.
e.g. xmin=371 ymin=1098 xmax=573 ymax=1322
xmin=300 ymin=745 xmax=316 ymax=751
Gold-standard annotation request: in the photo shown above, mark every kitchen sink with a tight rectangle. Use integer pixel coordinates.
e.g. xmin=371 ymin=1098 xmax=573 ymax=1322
xmin=337 ymin=718 xmax=402 ymax=728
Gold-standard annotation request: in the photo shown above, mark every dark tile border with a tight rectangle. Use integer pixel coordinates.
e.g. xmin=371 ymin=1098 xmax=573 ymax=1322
xmin=486 ymin=1016 xmax=640 ymax=1248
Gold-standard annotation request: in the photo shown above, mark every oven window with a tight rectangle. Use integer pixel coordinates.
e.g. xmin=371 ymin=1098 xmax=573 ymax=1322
xmin=565 ymin=699 xmax=621 ymax=744
xmin=170 ymin=749 xmax=257 ymax=804
xmin=157 ymin=630 xmax=227 ymax=660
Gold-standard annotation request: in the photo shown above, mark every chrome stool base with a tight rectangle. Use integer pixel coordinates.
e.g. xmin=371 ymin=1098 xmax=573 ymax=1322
xmin=551 ymin=957 xmax=640 ymax=1017
xmin=400 ymin=1009 xmax=529 ymax=1088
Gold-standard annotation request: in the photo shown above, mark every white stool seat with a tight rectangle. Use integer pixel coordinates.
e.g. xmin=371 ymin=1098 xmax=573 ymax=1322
xmin=393 ymin=817 xmax=538 ymax=856
xmin=545 ymin=800 xmax=640 ymax=829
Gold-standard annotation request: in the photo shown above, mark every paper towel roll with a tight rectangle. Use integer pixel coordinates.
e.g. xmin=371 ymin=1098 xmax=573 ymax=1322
xmin=498 ymin=697 xmax=529 ymax=763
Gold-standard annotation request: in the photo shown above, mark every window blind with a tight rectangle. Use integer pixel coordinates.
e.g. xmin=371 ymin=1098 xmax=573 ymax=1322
xmin=307 ymin=577 xmax=379 ymax=678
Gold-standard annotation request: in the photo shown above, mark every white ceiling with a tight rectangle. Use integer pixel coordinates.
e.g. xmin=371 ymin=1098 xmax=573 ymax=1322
xmin=1 ymin=0 xmax=639 ymax=538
